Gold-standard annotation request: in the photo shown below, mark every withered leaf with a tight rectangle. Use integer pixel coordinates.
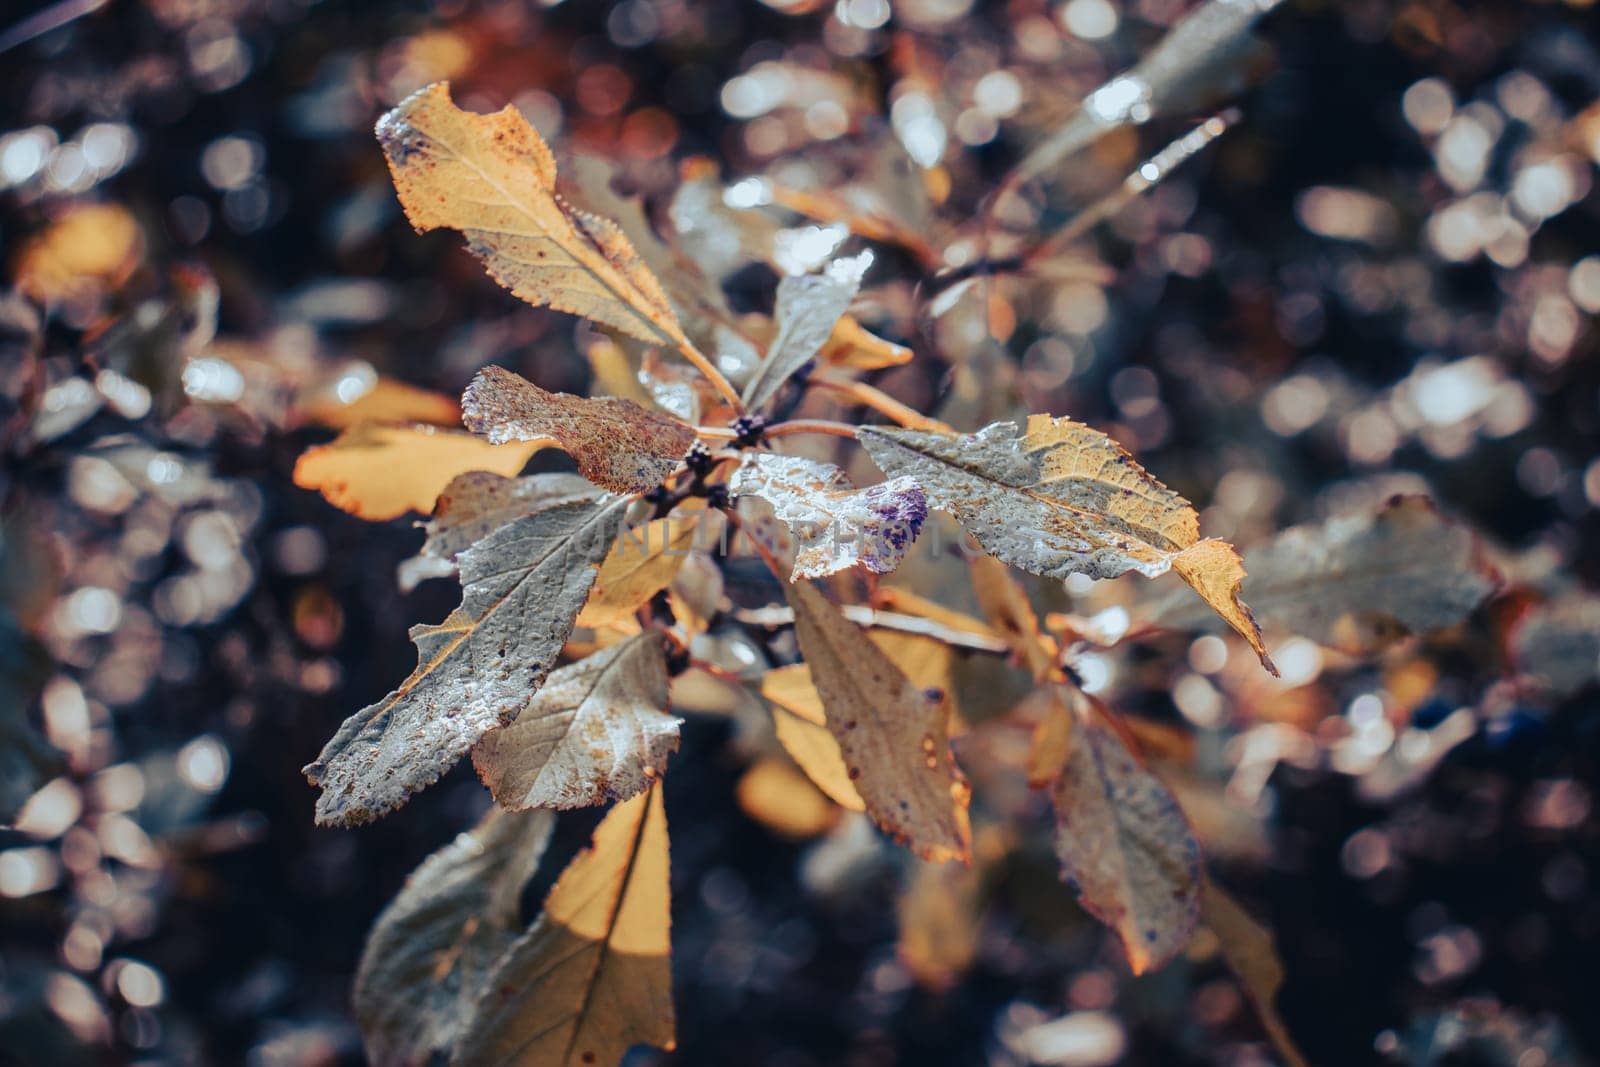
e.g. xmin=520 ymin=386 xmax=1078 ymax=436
xmin=1049 ymin=709 xmax=1201 ymax=974
xmin=379 ymin=82 xmax=689 ymax=349
xmin=303 ymin=496 xmax=627 ymax=827
xmin=577 ymin=514 xmax=701 ymax=628
xmin=783 ymin=579 xmax=971 ymax=863
xmin=730 ymin=452 xmax=926 ymax=579
xmin=454 ymin=785 xmax=674 ymax=1066
xmin=1145 ymin=495 xmax=1499 ymax=654
xmin=354 ymin=807 xmax=554 ymax=1067
xmin=399 ymin=471 xmax=601 ymax=591
xmin=761 ymin=664 xmax=866 ymax=811
xmin=859 ymin=416 xmax=1273 ymax=672
xmin=463 ymin=366 xmax=697 ymax=493
xmin=741 ymin=252 xmax=873 ymax=412
xmin=1202 ymin=880 xmax=1310 ymax=1067
xmin=472 ymin=631 xmax=679 ymax=810
xmin=293 ymin=425 xmax=546 ymax=521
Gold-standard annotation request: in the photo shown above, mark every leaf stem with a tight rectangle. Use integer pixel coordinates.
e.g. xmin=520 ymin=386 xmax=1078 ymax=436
xmin=808 ymin=373 xmax=953 ymax=433
xmin=675 ymin=339 xmax=744 ymax=412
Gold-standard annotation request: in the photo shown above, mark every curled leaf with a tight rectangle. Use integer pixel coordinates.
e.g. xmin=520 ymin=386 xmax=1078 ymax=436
xmin=742 ymin=252 xmax=873 ymax=411
xmin=379 ymin=82 xmax=689 ymax=349
xmin=303 ymin=496 xmax=626 ymax=826
xmin=463 ymin=366 xmax=697 ymax=493
xmin=472 ymin=631 xmax=679 ymax=810
xmin=293 ymin=425 xmax=546 ymax=521
xmin=783 ymin=579 xmax=971 ymax=863
xmin=454 ymin=785 xmax=674 ymax=1067
xmin=1048 ymin=709 xmax=1201 ymax=974
xmin=859 ymin=416 xmax=1273 ymax=672
xmin=730 ymin=452 xmax=926 ymax=579
xmin=354 ymin=808 xmax=554 ymax=1066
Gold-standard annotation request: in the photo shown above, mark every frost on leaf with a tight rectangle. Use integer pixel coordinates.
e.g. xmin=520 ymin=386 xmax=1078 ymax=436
xmin=858 ymin=416 xmax=1274 ymax=672
xmin=378 ymin=81 xmax=690 ymax=349
xmin=462 ymin=366 xmax=697 ymax=493
xmin=577 ymin=514 xmax=702 ymax=628
xmin=1048 ymin=711 xmax=1200 ymax=974
xmin=472 ymin=631 xmax=680 ymax=810
xmin=293 ymin=425 xmax=547 ymax=521
xmin=398 ymin=471 xmax=601 ymax=591
xmin=1143 ymin=495 xmax=1500 ymax=654
xmin=730 ymin=452 xmax=925 ymax=579
xmin=454 ymin=785 xmax=674 ymax=1067
xmin=303 ymin=496 xmax=626 ymax=827
xmin=741 ymin=251 xmax=873 ymax=411
xmin=354 ymin=807 xmax=553 ymax=1067
xmin=783 ymin=579 xmax=970 ymax=863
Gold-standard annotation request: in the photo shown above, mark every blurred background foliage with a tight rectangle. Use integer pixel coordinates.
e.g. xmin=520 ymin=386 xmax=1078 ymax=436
xmin=2 ymin=0 xmax=1600 ymax=1064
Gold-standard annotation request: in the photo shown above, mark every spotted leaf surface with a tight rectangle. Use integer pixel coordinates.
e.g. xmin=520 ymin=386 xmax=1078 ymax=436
xmin=1049 ymin=713 xmax=1201 ymax=974
xmin=354 ymin=808 xmax=553 ymax=1066
xmin=454 ymin=785 xmax=674 ymax=1067
xmin=472 ymin=631 xmax=679 ymax=810
xmin=303 ymin=496 xmax=626 ymax=826
xmin=730 ymin=452 xmax=925 ymax=579
xmin=859 ymin=416 xmax=1273 ymax=671
xmin=783 ymin=579 xmax=970 ymax=863
xmin=463 ymin=366 xmax=697 ymax=493
xmin=379 ymin=82 xmax=688 ymax=348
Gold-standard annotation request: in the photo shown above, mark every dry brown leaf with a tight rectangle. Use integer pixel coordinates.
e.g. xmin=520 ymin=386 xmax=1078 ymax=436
xmin=471 ymin=631 xmax=679 ymax=810
xmin=859 ymin=416 xmax=1274 ymax=672
xmin=379 ymin=81 xmax=690 ymax=350
xmin=14 ymin=202 xmax=143 ymax=304
xmin=783 ymin=579 xmax=971 ymax=863
xmin=1024 ymin=685 xmax=1075 ymax=788
xmin=736 ymin=757 xmax=840 ymax=839
xmin=303 ymin=496 xmax=626 ymax=826
xmin=761 ymin=664 xmax=866 ymax=811
xmin=577 ymin=515 xmax=701 ymax=628
xmin=1049 ymin=706 xmax=1201 ymax=974
xmin=455 ymin=785 xmax=674 ymax=1066
xmin=463 ymin=366 xmax=697 ymax=493
xmin=1202 ymin=880 xmax=1310 ymax=1067
xmin=293 ymin=425 xmax=546 ymax=521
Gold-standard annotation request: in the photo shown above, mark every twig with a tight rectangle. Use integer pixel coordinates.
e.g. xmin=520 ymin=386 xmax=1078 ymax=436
xmin=0 ymin=0 xmax=108 ymax=54
xmin=733 ymin=604 xmax=1012 ymax=655
xmin=808 ymin=373 xmax=953 ymax=433
xmin=676 ymin=339 xmax=744 ymax=413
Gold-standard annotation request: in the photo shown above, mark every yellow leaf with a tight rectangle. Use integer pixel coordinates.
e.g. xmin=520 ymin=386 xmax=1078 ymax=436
xmin=736 ymin=757 xmax=840 ymax=839
xmin=859 ymin=416 xmax=1275 ymax=673
xmin=1202 ymin=881 xmax=1310 ymax=1067
xmin=463 ymin=366 xmax=698 ymax=493
xmin=455 ymin=786 xmax=674 ymax=1066
xmin=292 ymin=424 xmax=546 ymax=521
xmin=783 ymin=580 xmax=971 ymax=863
xmin=762 ymin=665 xmax=866 ymax=812
xmin=897 ymin=855 xmax=983 ymax=992
xmin=14 ymin=203 xmax=143 ymax=304
xmin=820 ymin=315 xmax=913 ymax=370
xmin=577 ymin=515 xmax=700 ymax=628
xmin=1025 ymin=685 xmax=1075 ymax=788
xmin=297 ymin=377 xmax=461 ymax=430
xmin=379 ymin=81 xmax=690 ymax=350
xmin=969 ymin=554 xmax=1060 ymax=683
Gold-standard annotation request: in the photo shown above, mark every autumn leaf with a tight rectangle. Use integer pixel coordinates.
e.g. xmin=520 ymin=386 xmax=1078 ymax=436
xmin=462 ymin=366 xmax=698 ymax=493
xmin=820 ymin=315 xmax=913 ymax=370
xmin=293 ymin=425 xmax=546 ymax=521
xmin=859 ymin=416 xmax=1274 ymax=672
xmin=296 ymin=376 xmax=461 ymax=430
xmin=1142 ymin=495 xmax=1500 ymax=653
xmin=577 ymin=514 xmax=701 ymax=627
xmin=761 ymin=664 xmax=866 ymax=811
xmin=471 ymin=631 xmax=680 ymax=810
xmin=354 ymin=808 xmax=553 ymax=1066
xmin=898 ymin=854 xmax=984 ymax=993
xmin=1202 ymin=880 xmax=1310 ymax=1067
xmin=303 ymin=496 xmax=626 ymax=826
xmin=730 ymin=452 xmax=926 ymax=579
xmin=454 ymin=785 xmax=674 ymax=1067
xmin=399 ymin=471 xmax=601 ymax=591
xmin=1048 ymin=706 xmax=1201 ymax=974
xmin=783 ymin=579 xmax=971 ymax=863
xmin=742 ymin=252 xmax=873 ymax=411
xmin=736 ymin=757 xmax=841 ymax=839
xmin=14 ymin=202 xmax=143 ymax=305
xmin=378 ymin=82 xmax=690 ymax=351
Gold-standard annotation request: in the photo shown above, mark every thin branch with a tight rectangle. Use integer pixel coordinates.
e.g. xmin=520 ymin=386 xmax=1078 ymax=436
xmin=675 ymin=338 xmax=744 ymax=412
xmin=0 ymin=0 xmax=108 ymax=55
xmin=733 ymin=604 xmax=1013 ymax=655
xmin=808 ymin=373 xmax=953 ymax=433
